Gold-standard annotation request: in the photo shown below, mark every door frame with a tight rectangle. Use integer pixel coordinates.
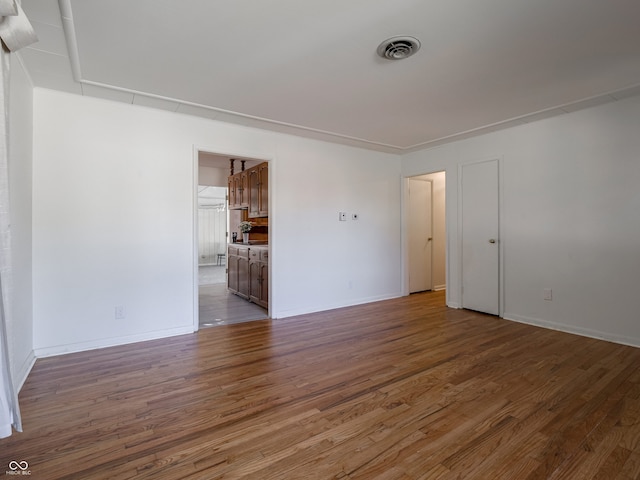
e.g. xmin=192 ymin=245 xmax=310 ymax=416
xmin=457 ymin=157 xmax=505 ymax=317
xmin=192 ymin=146 xmax=273 ymax=332
xmin=402 ymin=170 xmax=447 ymax=300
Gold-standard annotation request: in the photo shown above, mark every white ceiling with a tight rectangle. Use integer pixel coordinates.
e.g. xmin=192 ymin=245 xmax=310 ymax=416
xmin=19 ymin=0 xmax=640 ymax=153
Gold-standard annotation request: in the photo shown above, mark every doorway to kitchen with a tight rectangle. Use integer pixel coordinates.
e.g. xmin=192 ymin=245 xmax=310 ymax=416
xmin=196 ymin=150 xmax=269 ymax=328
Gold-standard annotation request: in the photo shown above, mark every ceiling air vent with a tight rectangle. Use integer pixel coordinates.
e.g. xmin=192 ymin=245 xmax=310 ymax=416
xmin=377 ymin=36 xmax=421 ymax=60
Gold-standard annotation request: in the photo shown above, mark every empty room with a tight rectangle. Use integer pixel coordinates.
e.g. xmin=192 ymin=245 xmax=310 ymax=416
xmin=2 ymin=1 xmax=640 ymax=478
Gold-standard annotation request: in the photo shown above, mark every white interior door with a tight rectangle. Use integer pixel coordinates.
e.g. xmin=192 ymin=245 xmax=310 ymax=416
xmin=408 ymin=177 xmax=433 ymax=293
xmin=461 ymin=159 xmax=499 ymax=315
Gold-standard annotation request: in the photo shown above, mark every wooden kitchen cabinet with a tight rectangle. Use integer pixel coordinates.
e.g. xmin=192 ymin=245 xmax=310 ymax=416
xmin=228 ymin=170 xmax=249 ymax=209
xmin=227 ymin=175 xmax=236 ymax=208
xmin=228 ymin=244 xmax=268 ymax=308
xmin=227 ymin=161 xmax=268 ymax=308
xmin=238 ymin=170 xmax=249 ymax=208
xmin=248 ymin=162 xmax=268 ymax=218
xmin=228 ymin=162 xmax=266 ymax=214
xmin=258 ymin=163 xmax=268 ymax=217
xmin=227 ymin=245 xmax=249 ymax=299
xmin=248 ymin=246 xmax=269 ymax=308
xmin=248 ymin=167 xmax=260 ymax=217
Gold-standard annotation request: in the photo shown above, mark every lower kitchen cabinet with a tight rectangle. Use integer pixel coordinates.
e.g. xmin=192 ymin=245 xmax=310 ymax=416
xmin=249 ymin=247 xmax=269 ymax=308
xmin=227 ymin=245 xmax=249 ymax=299
xmin=228 ymin=244 xmax=268 ymax=308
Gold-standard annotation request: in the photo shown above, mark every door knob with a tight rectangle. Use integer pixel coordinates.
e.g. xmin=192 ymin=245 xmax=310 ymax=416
xmin=489 ymin=238 xmax=496 ymax=244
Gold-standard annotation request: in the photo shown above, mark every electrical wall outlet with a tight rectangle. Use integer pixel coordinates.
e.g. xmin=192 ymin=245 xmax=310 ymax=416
xmin=115 ymin=305 xmax=125 ymax=319
xmin=543 ymin=288 xmax=552 ymax=301
xmin=339 ymin=212 xmax=347 ymax=221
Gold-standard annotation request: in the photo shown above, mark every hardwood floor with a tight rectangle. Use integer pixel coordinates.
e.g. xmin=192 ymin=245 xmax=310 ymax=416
xmin=4 ymin=291 xmax=640 ymax=479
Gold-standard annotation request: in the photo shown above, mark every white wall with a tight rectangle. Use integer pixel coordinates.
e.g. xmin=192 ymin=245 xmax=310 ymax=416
xmin=403 ymin=95 xmax=640 ymax=347
xmin=198 ymin=165 xmax=227 ymax=187
xmin=272 ymin=136 xmax=403 ymax=317
xmin=28 ymin=77 xmax=640 ymax=358
xmin=32 ymin=89 xmax=402 ymax=356
xmin=8 ymin=55 xmax=35 ymax=388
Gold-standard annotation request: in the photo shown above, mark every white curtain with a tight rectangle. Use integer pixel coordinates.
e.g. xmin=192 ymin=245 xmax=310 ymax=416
xmin=197 ymin=186 xmax=228 ymax=265
xmin=0 ymin=0 xmax=37 ymax=439
xmin=198 ymin=208 xmax=227 ymax=265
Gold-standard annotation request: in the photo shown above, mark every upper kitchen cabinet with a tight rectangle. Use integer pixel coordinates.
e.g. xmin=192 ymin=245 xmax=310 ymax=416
xmin=248 ymin=162 xmax=268 ymax=218
xmin=228 ymin=169 xmax=249 ymax=209
xmin=228 ymin=161 xmax=267 ymax=217
xmin=227 ymin=174 xmax=235 ymax=207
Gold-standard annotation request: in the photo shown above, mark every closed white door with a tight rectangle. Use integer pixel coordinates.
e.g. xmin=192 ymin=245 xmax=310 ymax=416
xmin=461 ymin=159 xmax=499 ymax=315
xmin=408 ymin=178 xmax=433 ymax=293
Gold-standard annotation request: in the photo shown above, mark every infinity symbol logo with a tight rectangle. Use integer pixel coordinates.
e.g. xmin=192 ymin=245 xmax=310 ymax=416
xmin=8 ymin=461 xmax=29 ymax=471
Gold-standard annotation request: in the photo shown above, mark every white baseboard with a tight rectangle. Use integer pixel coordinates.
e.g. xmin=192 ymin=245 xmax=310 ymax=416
xmin=503 ymin=312 xmax=640 ymax=349
xmin=15 ymin=350 xmax=36 ymax=392
xmin=433 ymin=284 xmax=446 ymax=292
xmin=34 ymin=326 xmax=195 ymax=358
xmin=274 ymin=292 xmax=403 ymax=319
